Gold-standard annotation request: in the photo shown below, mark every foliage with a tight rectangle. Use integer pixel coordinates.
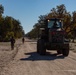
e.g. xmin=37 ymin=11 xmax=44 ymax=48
xmin=26 ymin=4 xmax=76 ymax=40
xmin=0 ymin=4 xmax=25 ymax=41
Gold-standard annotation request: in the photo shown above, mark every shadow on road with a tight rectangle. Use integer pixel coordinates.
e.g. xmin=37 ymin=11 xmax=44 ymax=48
xmin=25 ymin=40 xmax=37 ymax=42
xmin=20 ymin=52 xmax=65 ymax=61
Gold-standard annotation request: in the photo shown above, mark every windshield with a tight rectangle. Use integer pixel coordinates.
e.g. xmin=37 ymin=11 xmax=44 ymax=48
xmin=48 ymin=20 xmax=62 ymax=28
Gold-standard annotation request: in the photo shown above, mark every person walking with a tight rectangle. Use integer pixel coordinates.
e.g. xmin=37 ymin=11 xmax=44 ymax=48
xmin=10 ymin=36 xmax=15 ymax=50
xmin=22 ymin=37 xmax=25 ymax=44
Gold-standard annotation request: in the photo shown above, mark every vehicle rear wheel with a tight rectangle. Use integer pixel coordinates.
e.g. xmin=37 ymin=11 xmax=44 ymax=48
xmin=62 ymin=49 xmax=69 ymax=56
xmin=62 ymin=44 xmax=69 ymax=56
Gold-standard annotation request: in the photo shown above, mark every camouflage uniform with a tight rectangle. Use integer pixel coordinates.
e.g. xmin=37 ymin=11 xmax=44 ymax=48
xmin=10 ymin=37 xmax=15 ymax=50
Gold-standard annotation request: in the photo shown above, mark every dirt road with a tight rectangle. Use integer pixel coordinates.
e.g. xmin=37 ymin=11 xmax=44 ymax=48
xmin=1 ymin=38 xmax=76 ymax=75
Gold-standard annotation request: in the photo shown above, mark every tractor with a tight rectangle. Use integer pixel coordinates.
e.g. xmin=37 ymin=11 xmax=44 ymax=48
xmin=37 ymin=18 xmax=69 ymax=56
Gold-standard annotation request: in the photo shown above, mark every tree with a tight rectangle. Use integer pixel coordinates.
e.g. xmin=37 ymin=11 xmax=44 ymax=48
xmin=26 ymin=4 xmax=76 ymax=40
xmin=71 ymin=11 xmax=76 ymax=42
xmin=0 ymin=4 xmax=25 ymax=41
xmin=0 ymin=4 xmax=4 ymax=15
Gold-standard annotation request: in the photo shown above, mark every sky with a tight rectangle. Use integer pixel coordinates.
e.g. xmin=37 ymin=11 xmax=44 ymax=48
xmin=0 ymin=0 xmax=76 ymax=33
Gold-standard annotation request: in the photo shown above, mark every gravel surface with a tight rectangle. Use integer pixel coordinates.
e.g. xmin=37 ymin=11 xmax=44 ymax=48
xmin=0 ymin=38 xmax=76 ymax=75
xmin=0 ymin=39 xmax=22 ymax=75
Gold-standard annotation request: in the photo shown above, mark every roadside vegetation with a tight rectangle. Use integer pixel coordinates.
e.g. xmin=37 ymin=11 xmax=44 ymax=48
xmin=26 ymin=4 xmax=76 ymax=42
xmin=0 ymin=4 xmax=25 ymax=42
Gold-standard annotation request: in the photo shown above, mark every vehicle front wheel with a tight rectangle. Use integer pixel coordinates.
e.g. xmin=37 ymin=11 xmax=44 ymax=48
xmin=37 ymin=39 xmax=46 ymax=55
xmin=57 ymin=49 xmax=62 ymax=54
xmin=62 ymin=49 xmax=69 ymax=56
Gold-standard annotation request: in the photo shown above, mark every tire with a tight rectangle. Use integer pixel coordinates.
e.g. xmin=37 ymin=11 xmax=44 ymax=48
xmin=37 ymin=39 xmax=46 ymax=55
xmin=62 ymin=49 xmax=69 ymax=56
xmin=62 ymin=44 xmax=69 ymax=56
xmin=37 ymin=39 xmax=40 ymax=53
xmin=57 ymin=49 xmax=62 ymax=54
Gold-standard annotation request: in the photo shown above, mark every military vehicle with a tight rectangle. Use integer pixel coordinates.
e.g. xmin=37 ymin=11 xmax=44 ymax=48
xmin=37 ymin=18 xmax=69 ymax=56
